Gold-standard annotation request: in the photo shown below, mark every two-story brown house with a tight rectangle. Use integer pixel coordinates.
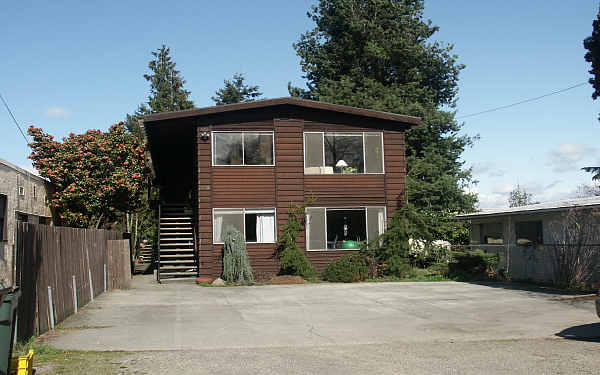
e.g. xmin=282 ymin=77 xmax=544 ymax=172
xmin=144 ymin=98 xmax=420 ymax=281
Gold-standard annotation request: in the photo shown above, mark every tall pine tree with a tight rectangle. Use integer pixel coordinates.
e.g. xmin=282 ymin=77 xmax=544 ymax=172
xmin=125 ymin=44 xmax=194 ymax=138
xmin=212 ymin=73 xmax=263 ymax=105
xmin=291 ymin=0 xmax=476 ymax=243
xmin=123 ymin=44 xmax=195 ymax=246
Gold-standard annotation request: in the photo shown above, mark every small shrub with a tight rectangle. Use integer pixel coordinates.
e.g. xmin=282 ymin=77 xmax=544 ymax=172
xmin=280 ymin=246 xmax=317 ymax=280
xmin=385 ymin=256 xmax=416 ymax=278
xmin=222 ymin=227 xmax=254 ymax=283
xmin=322 ymin=254 xmax=369 ymax=282
xmin=278 ymin=203 xmax=317 ymax=280
xmin=428 ymin=261 xmax=449 ymax=277
xmin=449 ymin=249 xmax=499 ymax=280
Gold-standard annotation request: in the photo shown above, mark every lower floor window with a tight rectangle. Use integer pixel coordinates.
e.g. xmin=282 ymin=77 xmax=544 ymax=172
xmin=306 ymin=206 xmax=386 ymax=251
xmin=213 ymin=208 xmax=276 ymax=244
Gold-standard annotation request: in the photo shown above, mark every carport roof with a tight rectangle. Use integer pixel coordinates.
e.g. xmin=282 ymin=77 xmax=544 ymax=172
xmin=456 ymin=196 xmax=600 ymax=220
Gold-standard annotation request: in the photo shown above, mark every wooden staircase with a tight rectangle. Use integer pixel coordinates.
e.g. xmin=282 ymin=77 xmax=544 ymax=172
xmin=157 ymin=203 xmax=198 ymax=282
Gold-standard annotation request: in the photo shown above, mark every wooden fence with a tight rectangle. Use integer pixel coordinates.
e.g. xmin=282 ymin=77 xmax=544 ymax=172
xmin=15 ymin=223 xmax=131 ymax=340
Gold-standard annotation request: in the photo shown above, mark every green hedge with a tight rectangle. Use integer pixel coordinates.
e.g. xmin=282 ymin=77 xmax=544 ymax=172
xmin=322 ymin=254 xmax=369 ymax=283
xmin=449 ymin=250 xmax=499 ymax=280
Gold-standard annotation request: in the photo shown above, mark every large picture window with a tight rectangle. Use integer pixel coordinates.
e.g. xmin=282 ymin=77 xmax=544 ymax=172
xmin=213 ymin=131 xmax=274 ymax=166
xmin=304 ymin=132 xmax=384 ymax=174
xmin=213 ymin=208 xmax=276 ymax=244
xmin=515 ymin=221 xmax=543 ymax=246
xmin=306 ymin=207 xmax=386 ymax=250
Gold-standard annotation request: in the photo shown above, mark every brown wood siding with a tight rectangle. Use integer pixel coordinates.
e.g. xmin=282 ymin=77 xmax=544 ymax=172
xmin=212 ymin=168 xmax=276 ymax=207
xmin=197 ymin=127 xmax=215 ymax=277
xmin=275 ymin=118 xmax=306 ymax=265
xmin=384 ymin=130 xmax=406 ymax=219
xmin=305 ymin=175 xmax=385 ymax=206
xmin=194 ymin=114 xmax=408 ymax=279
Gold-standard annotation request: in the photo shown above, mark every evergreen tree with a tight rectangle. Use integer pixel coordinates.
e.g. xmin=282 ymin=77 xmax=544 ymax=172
xmin=584 ymin=8 xmax=600 ymax=103
xmin=125 ymin=44 xmax=194 ymax=137
xmin=123 ymin=44 xmax=195 ymax=245
xmin=292 ymin=0 xmax=476 ymax=242
xmin=212 ymin=73 xmax=263 ymax=105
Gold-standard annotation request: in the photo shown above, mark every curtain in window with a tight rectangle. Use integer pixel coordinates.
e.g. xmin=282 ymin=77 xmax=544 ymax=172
xmin=256 ymin=213 xmax=275 ymax=243
xmin=213 ymin=214 xmax=223 ymax=243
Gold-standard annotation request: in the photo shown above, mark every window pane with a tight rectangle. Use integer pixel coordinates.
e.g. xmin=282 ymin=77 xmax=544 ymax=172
xmin=213 ymin=133 xmax=243 ymax=165
xmin=304 ymin=133 xmax=324 ymax=173
xmin=253 ymin=212 xmax=275 ymax=243
xmin=244 ymin=133 xmax=273 ymax=165
xmin=481 ymin=222 xmax=503 ymax=244
xmin=515 ymin=221 xmax=543 ymax=246
xmin=213 ymin=210 xmax=244 ymax=242
xmin=367 ymin=207 xmax=385 ymax=242
xmin=324 ymin=134 xmax=364 ymax=173
xmin=326 ymin=209 xmax=366 ymax=249
xmin=306 ymin=207 xmax=326 ymax=250
xmin=364 ymin=133 xmax=384 ymax=173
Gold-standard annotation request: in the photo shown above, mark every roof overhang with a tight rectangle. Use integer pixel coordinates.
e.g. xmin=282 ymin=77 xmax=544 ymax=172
xmin=456 ymin=197 xmax=600 ymax=220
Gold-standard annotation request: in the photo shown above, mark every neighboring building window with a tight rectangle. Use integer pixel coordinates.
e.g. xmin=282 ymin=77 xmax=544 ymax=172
xmin=18 ymin=186 xmax=25 ymax=197
xmin=306 ymin=207 xmax=386 ymax=250
xmin=0 ymin=195 xmax=6 ymax=240
xmin=38 ymin=217 xmax=49 ymax=225
xmin=212 ymin=132 xmax=274 ymax=166
xmin=33 ymin=186 xmax=36 ymax=199
xmin=16 ymin=213 xmax=28 ymax=223
xmin=213 ymin=208 xmax=276 ymax=243
xmin=304 ymin=132 xmax=384 ymax=174
xmin=515 ymin=221 xmax=543 ymax=246
xmin=480 ymin=222 xmax=503 ymax=245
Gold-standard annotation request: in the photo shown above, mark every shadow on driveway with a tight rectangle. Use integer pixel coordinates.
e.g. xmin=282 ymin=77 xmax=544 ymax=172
xmin=467 ymin=281 xmax=595 ymax=297
xmin=555 ymin=323 xmax=600 ymax=342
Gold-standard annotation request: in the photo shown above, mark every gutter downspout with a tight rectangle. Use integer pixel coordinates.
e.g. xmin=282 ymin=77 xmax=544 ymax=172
xmin=505 ymin=215 xmax=511 ymax=276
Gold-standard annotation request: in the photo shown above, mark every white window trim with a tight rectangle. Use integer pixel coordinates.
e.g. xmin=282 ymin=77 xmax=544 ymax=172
xmin=305 ymin=206 xmax=387 ymax=252
xmin=212 ymin=131 xmax=275 ymax=167
xmin=212 ymin=207 xmax=277 ymax=244
xmin=303 ymin=131 xmax=385 ymax=175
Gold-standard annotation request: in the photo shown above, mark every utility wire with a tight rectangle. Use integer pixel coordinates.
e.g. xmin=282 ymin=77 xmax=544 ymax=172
xmin=456 ymin=82 xmax=588 ymax=119
xmin=0 ymin=92 xmax=29 ymax=144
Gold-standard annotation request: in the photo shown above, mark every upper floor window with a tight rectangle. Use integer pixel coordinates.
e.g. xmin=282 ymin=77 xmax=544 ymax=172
xmin=212 ymin=131 xmax=274 ymax=166
xmin=304 ymin=132 xmax=384 ymax=174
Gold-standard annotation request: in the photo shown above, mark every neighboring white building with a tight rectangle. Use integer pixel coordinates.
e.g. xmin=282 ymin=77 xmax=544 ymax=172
xmin=456 ymin=197 xmax=600 ymax=283
xmin=0 ymin=158 xmax=53 ymax=284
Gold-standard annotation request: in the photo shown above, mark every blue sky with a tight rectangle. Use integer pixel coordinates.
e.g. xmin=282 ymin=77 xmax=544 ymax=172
xmin=1 ymin=1 xmax=599 ymax=208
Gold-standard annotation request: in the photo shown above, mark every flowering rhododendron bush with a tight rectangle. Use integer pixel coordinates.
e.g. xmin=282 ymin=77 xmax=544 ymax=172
xmin=28 ymin=123 xmax=149 ymax=228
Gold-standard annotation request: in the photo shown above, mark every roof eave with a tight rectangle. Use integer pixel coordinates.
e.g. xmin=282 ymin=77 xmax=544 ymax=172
xmin=143 ymin=97 xmax=422 ymax=126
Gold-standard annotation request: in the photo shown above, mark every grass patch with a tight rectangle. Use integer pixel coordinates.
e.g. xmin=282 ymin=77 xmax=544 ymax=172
xmin=14 ymin=337 xmax=129 ymax=375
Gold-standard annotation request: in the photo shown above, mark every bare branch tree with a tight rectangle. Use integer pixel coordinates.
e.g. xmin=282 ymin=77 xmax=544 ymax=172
xmin=548 ymin=208 xmax=600 ymax=288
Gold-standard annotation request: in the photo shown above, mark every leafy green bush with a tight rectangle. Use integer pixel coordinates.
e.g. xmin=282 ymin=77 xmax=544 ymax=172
xmin=322 ymin=254 xmax=369 ymax=282
xmin=427 ymin=261 xmax=449 ymax=277
xmin=449 ymin=249 xmax=499 ymax=280
xmin=222 ymin=227 xmax=254 ymax=283
xmin=385 ymin=256 xmax=417 ymax=278
xmin=278 ymin=203 xmax=316 ymax=280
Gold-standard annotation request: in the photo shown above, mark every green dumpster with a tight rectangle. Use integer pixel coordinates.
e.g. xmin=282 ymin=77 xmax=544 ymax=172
xmin=0 ymin=288 xmax=20 ymax=375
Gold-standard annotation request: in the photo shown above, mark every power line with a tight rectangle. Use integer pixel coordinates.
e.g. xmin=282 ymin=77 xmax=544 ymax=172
xmin=456 ymin=82 xmax=588 ymax=120
xmin=0 ymin=92 xmax=29 ymax=144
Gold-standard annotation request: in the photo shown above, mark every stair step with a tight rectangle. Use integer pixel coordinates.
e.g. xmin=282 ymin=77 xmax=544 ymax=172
xmin=160 ymin=265 xmax=198 ymax=270
xmin=160 ymin=237 xmax=193 ymax=240
xmin=160 ymin=232 xmax=192 ymax=236
xmin=160 ymin=226 xmax=192 ymax=230
xmin=160 ymin=253 xmax=195 ymax=257
xmin=160 ymin=217 xmax=191 ymax=220
xmin=159 ymin=271 xmax=197 ymax=277
xmin=160 ymin=243 xmax=193 ymax=247
xmin=160 ymin=259 xmax=196 ymax=268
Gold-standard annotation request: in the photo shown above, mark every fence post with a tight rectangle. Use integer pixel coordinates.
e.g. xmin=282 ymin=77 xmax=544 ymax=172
xmin=88 ymin=269 xmax=94 ymax=301
xmin=47 ymin=286 xmax=55 ymax=330
xmin=72 ymin=276 xmax=78 ymax=313
xmin=103 ymin=264 xmax=107 ymax=292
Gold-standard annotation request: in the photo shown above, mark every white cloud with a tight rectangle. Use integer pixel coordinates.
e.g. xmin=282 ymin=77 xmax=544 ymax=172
xmin=548 ymin=143 xmax=597 ymax=173
xmin=43 ymin=107 xmax=71 ymax=118
xmin=471 ymin=161 xmax=505 ymax=178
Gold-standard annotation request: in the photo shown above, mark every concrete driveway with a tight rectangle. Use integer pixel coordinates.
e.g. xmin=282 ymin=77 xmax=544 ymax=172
xmin=45 ymin=275 xmax=600 ymax=374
